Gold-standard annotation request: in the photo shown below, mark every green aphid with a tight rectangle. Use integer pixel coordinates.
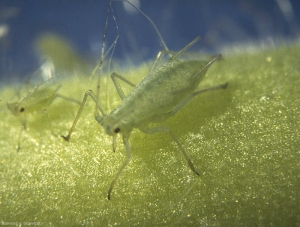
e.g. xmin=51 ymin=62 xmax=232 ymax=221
xmin=63 ymin=0 xmax=228 ymax=200
xmin=7 ymin=78 xmax=80 ymax=152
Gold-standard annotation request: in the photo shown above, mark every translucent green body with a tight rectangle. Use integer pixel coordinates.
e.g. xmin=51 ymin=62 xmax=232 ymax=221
xmin=109 ymin=60 xmax=207 ymax=130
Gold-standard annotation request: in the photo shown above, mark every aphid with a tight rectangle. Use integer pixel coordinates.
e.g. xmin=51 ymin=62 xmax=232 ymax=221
xmin=7 ymin=67 xmax=81 ymax=152
xmin=62 ymin=0 xmax=228 ymax=200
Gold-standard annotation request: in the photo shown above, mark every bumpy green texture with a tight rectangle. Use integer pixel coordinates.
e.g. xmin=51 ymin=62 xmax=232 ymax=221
xmin=0 ymin=42 xmax=299 ymax=226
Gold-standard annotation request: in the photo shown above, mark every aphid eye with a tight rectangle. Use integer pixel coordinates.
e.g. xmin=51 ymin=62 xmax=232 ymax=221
xmin=114 ymin=128 xmax=121 ymax=133
xmin=19 ymin=107 xmax=25 ymax=112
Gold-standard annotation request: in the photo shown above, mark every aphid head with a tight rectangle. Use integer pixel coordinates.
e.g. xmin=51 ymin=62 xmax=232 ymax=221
xmin=7 ymin=102 xmax=24 ymax=117
xmin=101 ymin=115 xmax=123 ymax=136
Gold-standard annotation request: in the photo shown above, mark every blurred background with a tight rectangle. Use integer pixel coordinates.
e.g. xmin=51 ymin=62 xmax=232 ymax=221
xmin=0 ymin=0 xmax=299 ymax=82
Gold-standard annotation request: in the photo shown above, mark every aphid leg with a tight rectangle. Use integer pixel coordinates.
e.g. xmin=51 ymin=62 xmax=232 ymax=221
xmin=112 ymin=134 xmax=118 ymax=152
xmin=15 ymin=119 xmax=27 ymax=152
xmin=140 ymin=126 xmax=199 ymax=175
xmin=61 ymin=90 xmax=106 ymax=141
xmin=110 ymin=72 xmax=137 ymax=153
xmin=54 ymin=94 xmax=82 ymax=105
xmin=168 ymin=130 xmax=200 ymax=176
xmin=111 ymin=72 xmax=136 ymax=100
xmin=138 ymin=82 xmax=228 ymax=168
xmin=49 ymin=84 xmax=81 ymax=105
xmin=108 ymin=134 xmax=131 ymax=200
xmin=170 ymin=82 xmax=228 ymax=117
xmin=17 ymin=125 xmax=25 ymax=152
xmin=41 ymin=108 xmax=55 ymax=136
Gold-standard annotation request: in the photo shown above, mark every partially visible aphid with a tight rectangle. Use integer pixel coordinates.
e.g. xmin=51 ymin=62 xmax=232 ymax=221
xmin=7 ymin=64 xmax=81 ymax=152
xmin=62 ymin=0 xmax=228 ymax=200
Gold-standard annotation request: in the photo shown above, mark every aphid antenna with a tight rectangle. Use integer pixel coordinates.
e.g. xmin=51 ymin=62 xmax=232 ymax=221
xmin=90 ymin=21 xmax=119 ymax=80
xmin=93 ymin=0 xmax=121 ymax=118
xmin=15 ymin=77 xmax=55 ymax=105
xmin=105 ymin=35 xmax=119 ymax=75
xmin=94 ymin=2 xmax=109 ymax=118
xmin=103 ymin=3 xmax=120 ymax=111
xmin=113 ymin=0 xmax=170 ymax=54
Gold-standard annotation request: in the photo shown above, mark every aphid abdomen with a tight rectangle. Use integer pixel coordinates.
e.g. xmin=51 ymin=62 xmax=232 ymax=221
xmin=111 ymin=59 xmax=209 ymax=127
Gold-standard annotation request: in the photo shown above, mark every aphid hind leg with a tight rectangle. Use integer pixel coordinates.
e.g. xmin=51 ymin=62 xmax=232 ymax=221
xmin=140 ymin=126 xmax=199 ymax=176
xmin=111 ymin=72 xmax=136 ymax=100
xmin=150 ymin=82 xmax=228 ymax=123
xmin=108 ymin=135 xmax=132 ymax=200
xmin=170 ymin=82 xmax=228 ymax=117
xmin=110 ymin=72 xmax=136 ymax=117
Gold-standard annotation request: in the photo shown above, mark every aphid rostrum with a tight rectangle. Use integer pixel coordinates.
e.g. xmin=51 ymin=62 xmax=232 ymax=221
xmin=62 ymin=0 xmax=228 ymax=199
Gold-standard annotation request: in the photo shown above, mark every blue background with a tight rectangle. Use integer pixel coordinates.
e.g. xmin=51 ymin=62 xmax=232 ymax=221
xmin=0 ymin=0 xmax=299 ymax=81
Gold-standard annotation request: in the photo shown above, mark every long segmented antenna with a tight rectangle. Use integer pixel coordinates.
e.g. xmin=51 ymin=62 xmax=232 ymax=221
xmin=94 ymin=1 xmax=121 ymax=117
xmin=16 ymin=77 xmax=55 ymax=105
xmin=94 ymin=2 xmax=110 ymax=118
xmin=114 ymin=0 xmax=170 ymax=53
xmin=106 ymin=4 xmax=119 ymax=74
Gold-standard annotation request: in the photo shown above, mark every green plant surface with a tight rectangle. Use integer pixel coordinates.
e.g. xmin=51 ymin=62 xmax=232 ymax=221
xmin=0 ymin=42 xmax=299 ymax=226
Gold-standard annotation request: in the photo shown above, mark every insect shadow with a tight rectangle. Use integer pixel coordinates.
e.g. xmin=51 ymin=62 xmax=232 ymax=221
xmin=62 ymin=0 xmax=228 ymax=200
xmin=7 ymin=62 xmax=81 ymax=152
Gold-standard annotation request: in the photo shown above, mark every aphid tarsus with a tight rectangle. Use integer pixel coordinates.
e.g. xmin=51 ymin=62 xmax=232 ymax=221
xmin=62 ymin=0 xmax=228 ymax=200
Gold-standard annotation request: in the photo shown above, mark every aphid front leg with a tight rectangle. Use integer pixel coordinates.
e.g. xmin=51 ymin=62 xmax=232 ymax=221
xmin=108 ymin=134 xmax=131 ymax=200
xmin=17 ymin=125 xmax=25 ymax=152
